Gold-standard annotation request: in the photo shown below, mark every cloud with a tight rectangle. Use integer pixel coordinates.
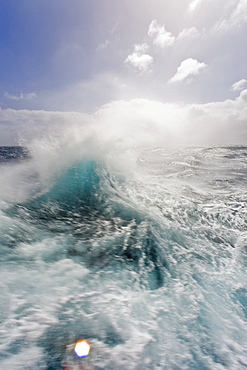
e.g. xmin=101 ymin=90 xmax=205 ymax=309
xmin=148 ymin=20 xmax=175 ymax=48
xmin=4 ymin=92 xmax=37 ymax=100
xmin=134 ymin=43 xmax=149 ymax=53
xmin=146 ymin=21 xmax=200 ymax=51
xmin=169 ymin=58 xmax=207 ymax=83
xmin=125 ymin=48 xmax=153 ymax=72
xmin=231 ymin=79 xmax=247 ymax=91
xmin=214 ymin=0 xmax=247 ymax=32
xmin=232 ymin=0 xmax=247 ymax=26
xmin=177 ymin=27 xmax=200 ymax=40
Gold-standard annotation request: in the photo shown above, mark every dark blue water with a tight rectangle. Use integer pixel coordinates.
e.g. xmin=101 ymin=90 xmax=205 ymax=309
xmin=0 ymin=146 xmax=246 ymax=369
xmin=0 ymin=146 xmax=29 ymax=163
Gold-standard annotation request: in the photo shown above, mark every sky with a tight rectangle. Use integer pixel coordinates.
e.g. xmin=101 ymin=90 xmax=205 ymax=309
xmin=0 ymin=0 xmax=247 ymax=145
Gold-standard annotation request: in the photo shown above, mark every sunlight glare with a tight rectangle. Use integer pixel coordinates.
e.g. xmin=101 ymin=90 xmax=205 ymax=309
xmin=74 ymin=340 xmax=91 ymax=358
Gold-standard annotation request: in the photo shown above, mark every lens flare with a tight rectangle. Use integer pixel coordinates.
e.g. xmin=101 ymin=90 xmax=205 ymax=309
xmin=74 ymin=340 xmax=91 ymax=358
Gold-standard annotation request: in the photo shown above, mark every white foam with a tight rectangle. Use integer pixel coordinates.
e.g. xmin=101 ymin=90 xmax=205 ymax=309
xmin=0 ymin=146 xmax=246 ymax=368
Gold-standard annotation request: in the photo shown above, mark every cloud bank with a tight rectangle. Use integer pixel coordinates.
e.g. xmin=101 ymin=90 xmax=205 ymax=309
xmin=1 ymin=90 xmax=246 ymax=148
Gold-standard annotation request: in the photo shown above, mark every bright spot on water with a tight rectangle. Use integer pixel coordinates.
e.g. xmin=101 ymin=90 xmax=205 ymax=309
xmin=74 ymin=340 xmax=91 ymax=358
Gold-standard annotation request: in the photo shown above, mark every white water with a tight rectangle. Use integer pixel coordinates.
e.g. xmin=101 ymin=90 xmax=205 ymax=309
xmin=0 ymin=143 xmax=246 ymax=369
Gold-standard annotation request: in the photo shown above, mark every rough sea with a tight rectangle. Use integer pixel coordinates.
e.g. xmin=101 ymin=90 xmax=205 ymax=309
xmin=0 ymin=144 xmax=246 ymax=369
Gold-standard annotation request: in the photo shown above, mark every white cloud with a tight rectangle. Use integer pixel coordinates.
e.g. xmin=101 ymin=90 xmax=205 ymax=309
xmin=214 ymin=0 xmax=247 ymax=32
xmin=147 ymin=21 xmax=200 ymax=49
xmin=134 ymin=43 xmax=149 ymax=53
xmin=227 ymin=0 xmax=247 ymax=29
xmin=4 ymin=92 xmax=37 ymax=100
xmin=148 ymin=20 xmax=175 ymax=48
xmin=125 ymin=51 xmax=153 ymax=72
xmin=169 ymin=58 xmax=207 ymax=83
xmin=177 ymin=27 xmax=200 ymax=40
xmin=231 ymin=78 xmax=247 ymax=91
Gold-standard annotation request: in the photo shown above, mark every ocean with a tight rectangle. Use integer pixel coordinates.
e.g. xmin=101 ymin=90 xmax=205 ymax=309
xmin=0 ymin=145 xmax=246 ymax=369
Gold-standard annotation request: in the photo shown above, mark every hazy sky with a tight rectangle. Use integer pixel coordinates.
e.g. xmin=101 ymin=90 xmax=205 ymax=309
xmin=0 ymin=0 xmax=247 ymax=145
